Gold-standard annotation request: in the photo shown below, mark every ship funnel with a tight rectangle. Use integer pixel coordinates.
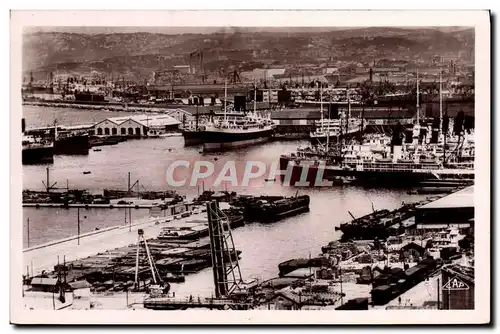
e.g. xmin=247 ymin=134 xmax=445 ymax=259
xmin=22 ymin=118 xmax=26 ymax=133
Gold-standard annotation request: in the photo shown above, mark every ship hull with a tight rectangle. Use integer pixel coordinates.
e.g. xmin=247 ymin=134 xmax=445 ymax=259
xmin=202 ymin=128 xmax=274 ymax=152
xmin=54 ymin=135 xmax=89 ymax=155
xmin=245 ymin=195 xmax=310 ymax=222
xmin=22 ymin=146 xmax=54 ymax=165
xmin=278 ymin=155 xmax=474 ymax=188
xmin=182 ymin=130 xmax=205 ymax=146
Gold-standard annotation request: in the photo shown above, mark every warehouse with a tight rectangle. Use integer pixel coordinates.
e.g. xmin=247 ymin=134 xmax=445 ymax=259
xmin=270 ymin=108 xmax=321 ymax=137
xmin=413 ymin=185 xmax=474 ymax=233
xmin=93 ymin=114 xmax=181 ymax=137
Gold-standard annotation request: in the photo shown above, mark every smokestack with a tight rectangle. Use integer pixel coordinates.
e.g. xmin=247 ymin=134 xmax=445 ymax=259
xmin=21 ymin=118 xmax=25 ymax=133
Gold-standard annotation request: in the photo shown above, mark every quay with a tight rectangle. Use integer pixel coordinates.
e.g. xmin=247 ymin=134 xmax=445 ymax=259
xmin=268 ymin=185 xmax=475 ymax=310
xmin=23 ymin=203 xmax=155 ymax=209
xmin=23 ymin=207 xmax=209 ymax=274
xmin=22 ymin=186 xmax=474 ymax=310
xmin=143 ymin=297 xmax=252 ymax=310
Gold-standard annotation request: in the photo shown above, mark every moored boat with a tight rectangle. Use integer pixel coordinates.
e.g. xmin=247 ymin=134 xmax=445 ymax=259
xmin=200 ymin=81 xmax=276 ymax=152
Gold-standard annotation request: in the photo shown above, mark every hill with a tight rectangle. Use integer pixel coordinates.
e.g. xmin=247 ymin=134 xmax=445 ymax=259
xmin=22 ymin=27 xmax=474 ymax=81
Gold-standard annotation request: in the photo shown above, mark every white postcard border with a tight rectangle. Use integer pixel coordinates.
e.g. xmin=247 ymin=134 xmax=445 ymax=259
xmin=10 ymin=9 xmax=491 ymax=325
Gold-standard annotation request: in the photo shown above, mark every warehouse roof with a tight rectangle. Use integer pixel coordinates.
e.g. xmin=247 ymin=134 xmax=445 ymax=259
xmin=104 ymin=114 xmax=181 ymax=127
xmin=442 ymin=264 xmax=474 ymax=283
xmin=417 ymin=185 xmax=474 ymax=210
xmin=68 ymin=280 xmax=92 ymax=290
xmin=31 ymin=277 xmax=58 ymax=286
xmin=271 ymin=109 xmax=321 ymax=120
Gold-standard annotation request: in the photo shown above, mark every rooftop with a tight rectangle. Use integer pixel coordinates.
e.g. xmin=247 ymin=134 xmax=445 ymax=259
xmin=105 ymin=113 xmax=181 ymax=127
xmin=30 ymin=277 xmax=58 ymax=286
xmin=271 ymin=109 xmax=321 ymax=120
xmin=442 ymin=263 xmax=475 ymax=283
xmin=417 ymin=185 xmax=474 ymax=210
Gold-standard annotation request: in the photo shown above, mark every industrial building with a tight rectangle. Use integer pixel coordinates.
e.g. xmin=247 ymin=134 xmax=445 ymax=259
xmin=93 ymin=114 xmax=181 ymax=137
xmin=413 ymin=185 xmax=474 ymax=233
xmin=270 ymin=108 xmax=321 ymax=137
xmin=441 ymin=264 xmax=474 ymax=310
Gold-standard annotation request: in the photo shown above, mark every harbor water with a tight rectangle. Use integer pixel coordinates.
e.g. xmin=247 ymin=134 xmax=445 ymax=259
xmin=22 ymin=106 xmax=429 ymax=297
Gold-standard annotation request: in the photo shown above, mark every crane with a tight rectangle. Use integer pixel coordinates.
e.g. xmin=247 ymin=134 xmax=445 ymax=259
xmin=133 ymin=228 xmax=169 ymax=296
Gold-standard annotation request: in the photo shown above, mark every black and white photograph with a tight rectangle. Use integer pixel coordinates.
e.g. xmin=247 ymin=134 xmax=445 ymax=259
xmin=9 ymin=10 xmax=490 ymax=325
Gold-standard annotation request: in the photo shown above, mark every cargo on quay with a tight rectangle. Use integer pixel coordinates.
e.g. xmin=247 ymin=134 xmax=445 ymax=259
xmin=271 ymin=186 xmax=474 ymax=310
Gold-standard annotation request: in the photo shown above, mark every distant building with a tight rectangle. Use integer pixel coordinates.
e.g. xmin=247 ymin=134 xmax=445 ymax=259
xmin=68 ymin=280 xmax=92 ymax=310
xmin=173 ymin=65 xmax=194 ymax=75
xmin=323 ymin=68 xmax=339 ymax=75
xmin=412 ymin=67 xmax=447 ymax=75
xmin=241 ymin=68 xmax=286 ymax=81
xmin=163 ymin=108 xmax=195 ymax=126
xmin=372 ymin=67 xmax=403 ymax=73
xmin=355 ymin=67 xmax=370 ymax=74
xmin=93 ymin=114 xmax=181 ymax=137
xmin=30 ymin=277 xmax=59 ymax=293
xmin=440 ymin=55 xmax=461 ymax=63
xmin=263 ymin=90 xmax=278 ymax=103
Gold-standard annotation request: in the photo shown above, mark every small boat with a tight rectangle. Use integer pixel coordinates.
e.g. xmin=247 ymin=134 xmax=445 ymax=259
xmin=93 ymin=148 xmax=102 ymax=152
xmin=163 ymin=273 xmax=186 ymax=283
xmin=83 ymin=171 xmax=91 ymax=175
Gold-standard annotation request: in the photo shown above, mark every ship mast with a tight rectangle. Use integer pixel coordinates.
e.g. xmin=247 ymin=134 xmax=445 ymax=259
xmin=326 ymin=89 xmax=331 ymax=150
xmin=54 ymin=119 xmax=58 ymax=141
xmin=253 ymin=80 xmax=257 ymax=114
xmin=439 ymin=70 xmax=443 ymax=140
xmin=347 ymin=88 xmax=351 ymax=120
xmin=224 ymin=79 xmax=227 ymax=124
xmin=320 ymin=83 xmax=323 ymax=123
xmin=345 ymin=88 xmax=350 ymax=137
xmin=416 ymin=69 xmax=420 ymax=125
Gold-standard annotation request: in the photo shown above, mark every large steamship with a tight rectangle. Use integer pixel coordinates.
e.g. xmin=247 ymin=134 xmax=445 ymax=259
xmin=199 ymin=82 xmax=276 ymax=152
xmin=279 ymin=71 xmax=475 ymax=187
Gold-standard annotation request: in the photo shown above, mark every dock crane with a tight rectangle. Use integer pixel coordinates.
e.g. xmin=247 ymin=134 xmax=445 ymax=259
xmin=133 ymin=228 xmax=169 ymax=295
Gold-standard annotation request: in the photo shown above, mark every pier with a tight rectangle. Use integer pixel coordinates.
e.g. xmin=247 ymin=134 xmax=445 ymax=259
xmin=23 ymin=203 xmax=155 ymax=209
xmin=23 ymin=210 xmax=208 ymax=274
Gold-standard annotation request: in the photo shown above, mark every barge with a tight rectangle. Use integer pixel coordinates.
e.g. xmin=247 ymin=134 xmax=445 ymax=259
xmin=230 ymin=194 xmax=310 ymax=223
xmin=335 ymin=202 xmax=421 ymax=242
